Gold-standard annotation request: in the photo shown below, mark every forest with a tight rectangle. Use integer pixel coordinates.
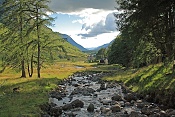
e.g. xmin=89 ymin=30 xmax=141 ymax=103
xmin=107 ymin=0 xmax=175 ymax=69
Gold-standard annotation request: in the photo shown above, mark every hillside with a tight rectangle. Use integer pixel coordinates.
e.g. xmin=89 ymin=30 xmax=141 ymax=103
xmin=43 ymin=28 xmax=87 ymax=60
xmin=59 ymin=33 xmax=88 ymax=52
xmin=0 ymin=23 xmax=86 ymax=61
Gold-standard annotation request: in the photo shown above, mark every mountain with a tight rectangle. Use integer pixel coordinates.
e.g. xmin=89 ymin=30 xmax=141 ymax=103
xmin=89 ymin=40 xmax=114 ymax=51
xmin=42 ymin=28 xmax=86 ymax=59
xmin=60 ymin=34 xmax=88 ymax=52
xmin=94 ymin=43 xmax=110 ymax=51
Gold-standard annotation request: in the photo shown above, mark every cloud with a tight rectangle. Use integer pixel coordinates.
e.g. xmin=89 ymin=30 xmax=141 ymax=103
xmin=78 ymin=12 xmax=117 ymax=38
xmin=49 ymin=0 xmax=118 ymax=40
xmin=49 ymin=0 xmax=116 ymax=13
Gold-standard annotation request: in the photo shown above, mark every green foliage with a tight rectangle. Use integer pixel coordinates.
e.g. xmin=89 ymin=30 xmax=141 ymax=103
xmin=107 ymin=36 xmax=133 ymax=67
xmin=96 ymin=48 xmax=107 ymax=60
xmin=132 ymin=40 xmax=162 ymax=68
xmin=109 ymin=0 xmax=175 ymax=70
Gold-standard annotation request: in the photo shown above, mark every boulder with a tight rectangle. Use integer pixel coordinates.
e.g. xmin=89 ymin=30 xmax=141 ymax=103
xmin=100 ymin=107 xmax=111 ymax=114
xmin=124 ymin=93 xmax=136 ymax=102
xmin=71 ymin=99 xmax=84 ymax=108
xmin=62 ymin=103 xmax=72 ymax=111
xmin=49 ymin=91 xmax=66 ymax=100
xmin=141 ymin=106 xmax=152 ymax=115
xmin=111 ymin=94 xmax=122 ymax=101
xmin=87 ymin=103 xmax=95 ymax=112
xmin=100 ymin=83 xmax=107 ymax=90
xmin=110 ymin=104 xmax=121 ymax=113
xmin=49 ymin=107 xmax=62 ymax=117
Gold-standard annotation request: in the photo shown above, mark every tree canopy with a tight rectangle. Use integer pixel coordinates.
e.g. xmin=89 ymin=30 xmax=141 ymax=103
xmin=108 ymin=0 xmax=175 ymax=68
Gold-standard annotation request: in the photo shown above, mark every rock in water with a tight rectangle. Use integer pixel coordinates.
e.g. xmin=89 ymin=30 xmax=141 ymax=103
xmin=111 ymin=94 xmax=122 ymax=101
xmin=110 ymin=104 xmax=121 ymax=113
xmin=71 ymin=99 xmax=84 ymax=108
xmin=50 ymin=107 xmax=62 ymax=117
xmin=87 ymin=103 xmax=95 ymax=112
xmin=124 ymin=93 xmax=136 ymax=102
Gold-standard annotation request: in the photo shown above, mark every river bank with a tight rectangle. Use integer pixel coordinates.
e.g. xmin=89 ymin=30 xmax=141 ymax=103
xmin=40 ymin=71 xmax=175 ymax=117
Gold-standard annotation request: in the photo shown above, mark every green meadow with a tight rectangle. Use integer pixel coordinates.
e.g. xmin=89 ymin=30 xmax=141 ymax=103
xmin=0 ymin=61 xmax=94 ymax=117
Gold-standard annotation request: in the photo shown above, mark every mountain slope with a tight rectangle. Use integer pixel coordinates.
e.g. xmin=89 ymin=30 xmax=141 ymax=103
xmin=44 ymin=30 xmax=86 ymax=59
xmin=93 ymin=40 xmax=114 ymax=51
xmin=59 ymin=34 xmax=88 ymax=52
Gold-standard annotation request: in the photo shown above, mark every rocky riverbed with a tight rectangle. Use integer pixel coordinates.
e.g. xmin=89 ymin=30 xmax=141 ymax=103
xmin=40 ymin=71 xmax=175 ymax=117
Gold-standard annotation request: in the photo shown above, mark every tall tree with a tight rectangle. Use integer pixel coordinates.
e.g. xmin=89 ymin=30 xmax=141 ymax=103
xmin=0 ymin=0 xmax=55 ymax=78
xmin=29 ymin=0 xmax=54 ymax=78
xmin=0 ymin=0 xmax=32 ymax=77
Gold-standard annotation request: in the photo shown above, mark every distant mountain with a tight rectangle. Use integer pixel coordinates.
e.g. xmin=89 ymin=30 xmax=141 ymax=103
xmin=60 ymin=34 xmax=88 ymax=52
xmin=94 ymin=43 xmax=110 ymax=51
xmin=90 ymin=40 xmax=114 ymax=51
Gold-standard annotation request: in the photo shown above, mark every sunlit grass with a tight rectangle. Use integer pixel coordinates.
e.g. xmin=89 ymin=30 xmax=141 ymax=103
xmin=103 ymin=63 xmax=175 ymax=93
xmin=0 ymin=61 xmax=95 ymax=117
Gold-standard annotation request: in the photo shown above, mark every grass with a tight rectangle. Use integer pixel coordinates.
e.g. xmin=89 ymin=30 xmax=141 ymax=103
xmin=102 ymin=63 xmax=175 ymax=93
xmin=0 ymin=61 xmax=95 ymax=117
xmin=2 ymin=61 xmax=175 ymax=116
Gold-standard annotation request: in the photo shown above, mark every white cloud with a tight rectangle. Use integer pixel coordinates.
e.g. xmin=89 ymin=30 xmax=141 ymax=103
xmin=57 ymin=8 xmax=118 ymax=38
xmin=48 ymin=0 xmax=120 ymax=48
xmin=74 ymin=9 xmax=117 ymax=38
xmin=71 ymin=31 xmax=120 ymax=48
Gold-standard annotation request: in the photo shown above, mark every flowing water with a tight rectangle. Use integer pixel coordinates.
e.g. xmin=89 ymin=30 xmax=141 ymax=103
xmin=45 ymin=72 xmax=175 ymax=117
xmin=48 ymin=72 xmax=142 ymax=117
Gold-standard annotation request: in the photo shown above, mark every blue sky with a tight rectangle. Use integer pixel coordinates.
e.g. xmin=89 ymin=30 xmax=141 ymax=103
xmin=50 ymin=14 xmax=82 ymax=33
xmin=48 ymin=0 xmax=120 ymax=48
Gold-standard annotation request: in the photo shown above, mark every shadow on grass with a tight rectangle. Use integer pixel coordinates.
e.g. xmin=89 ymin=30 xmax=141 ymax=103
xmin=125 ymin=66 xmax=156 ymax=87
xmin=125 ymin=64 xmax=175 ymax=93
xmin=0 ymin=77 xmax=62 ymax=117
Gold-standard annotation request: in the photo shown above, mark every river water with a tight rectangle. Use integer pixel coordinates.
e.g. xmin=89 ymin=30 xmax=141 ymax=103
xmin=43 ymin=72 xmax=175 ymax=117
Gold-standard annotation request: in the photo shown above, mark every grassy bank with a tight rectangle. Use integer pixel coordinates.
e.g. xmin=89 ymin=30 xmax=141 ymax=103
xmin=102 ymin=63 xmax=175 ymax=93
xmin=101 ymin=63 xmax=175 ymax=108
xmin=0 ymin=61 xmax=94 ymax=117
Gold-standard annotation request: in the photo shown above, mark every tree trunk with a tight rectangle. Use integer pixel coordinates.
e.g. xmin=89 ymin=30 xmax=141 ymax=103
xmin=21 ymin=60 xmax=26 ymax=78
xmin=36 ymin=5 xmax=40 ymax=78
xmin=27 ymin=55 xmax=33 ymax=77
xmin=37 ymin=41 xmax=40 ymax=78
xmin=19 ymin=2 xmax=26 ymax=78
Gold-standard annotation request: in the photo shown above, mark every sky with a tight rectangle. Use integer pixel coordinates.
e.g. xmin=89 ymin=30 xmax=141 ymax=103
xmin=48 ymin=0 xmax=120 ymax=48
